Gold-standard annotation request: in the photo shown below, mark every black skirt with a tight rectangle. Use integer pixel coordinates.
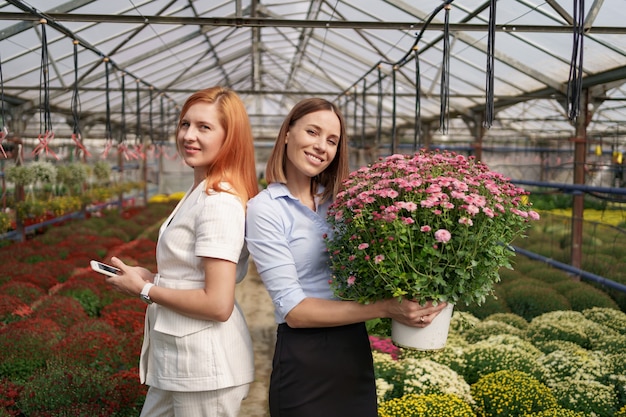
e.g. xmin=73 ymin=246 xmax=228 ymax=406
xmin=269 ymin=322 xmax=377 ymax=417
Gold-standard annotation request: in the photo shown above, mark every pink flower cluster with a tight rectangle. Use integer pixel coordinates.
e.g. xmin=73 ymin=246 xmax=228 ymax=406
xmin=335 ymin=151 xmax=538 ymax=231
xmin=325 ymin=149 xmax=540 ymax=306
xmin=369 ymin=335 xmax=400 ymax=360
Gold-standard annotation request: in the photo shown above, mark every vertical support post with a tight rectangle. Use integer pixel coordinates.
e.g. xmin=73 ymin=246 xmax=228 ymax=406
xmin=570 ymin=89 xmax=589 ymax=276
xmin=117 ymin=148 xmax=124 ymax=213
xmin=473 ymin=114 xmax=485 ymax=162
xmin=391 ymin=66 xmax=398 ymax=155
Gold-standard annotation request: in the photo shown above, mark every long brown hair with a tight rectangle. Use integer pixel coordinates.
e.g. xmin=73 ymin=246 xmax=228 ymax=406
xmin=265 ymin=98 xmax=349 ymax=204
xmin=176 ymin=87 xmax=258 ymax=205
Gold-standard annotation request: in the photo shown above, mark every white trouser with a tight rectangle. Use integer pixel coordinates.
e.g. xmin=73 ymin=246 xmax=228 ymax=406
xmin=139 ymin=384 xmax=250 ymax=417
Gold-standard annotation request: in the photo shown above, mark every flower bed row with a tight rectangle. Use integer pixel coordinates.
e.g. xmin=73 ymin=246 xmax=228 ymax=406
xmin=0 ymin=201 xmax=625 ymax=416
xmin=0 ymin=202 xmax=174 ymax=417
xmin=371 ymin=308 xmax=626 ymax=416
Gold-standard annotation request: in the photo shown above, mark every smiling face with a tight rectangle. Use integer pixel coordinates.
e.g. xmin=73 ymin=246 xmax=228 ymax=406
xmin=284 ymin=109 xmax=341 ymax=183
xmin=177 ymin=102 xmax=226 ymax=185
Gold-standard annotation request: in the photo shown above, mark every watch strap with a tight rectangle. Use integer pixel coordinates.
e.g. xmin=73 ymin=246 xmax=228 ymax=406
xmin=140 ymin=282 xmax=155 ymax=304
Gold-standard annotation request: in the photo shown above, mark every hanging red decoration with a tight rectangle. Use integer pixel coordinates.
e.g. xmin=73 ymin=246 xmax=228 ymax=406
xmin=32 ymin=131 xmax=58 ymax=159
xmin=32 ymin=19 xmax=58 ymax=160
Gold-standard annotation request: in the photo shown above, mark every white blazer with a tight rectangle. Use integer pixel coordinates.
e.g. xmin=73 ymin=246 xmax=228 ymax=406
xmin=139 ymin=181 xmax=254 ymax=392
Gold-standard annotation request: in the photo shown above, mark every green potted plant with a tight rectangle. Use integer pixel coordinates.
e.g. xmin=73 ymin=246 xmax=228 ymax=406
xmin=325 ymin=150 xmax=540 ymax=349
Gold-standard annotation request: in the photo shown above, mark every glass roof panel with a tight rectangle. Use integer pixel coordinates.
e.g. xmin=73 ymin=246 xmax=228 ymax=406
xmin=0 ymin=0 xmax=623 ymax=149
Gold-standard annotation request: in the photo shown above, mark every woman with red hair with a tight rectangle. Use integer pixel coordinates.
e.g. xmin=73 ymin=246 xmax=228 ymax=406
xmin=105 ymin=86 xmax=258 ymax=417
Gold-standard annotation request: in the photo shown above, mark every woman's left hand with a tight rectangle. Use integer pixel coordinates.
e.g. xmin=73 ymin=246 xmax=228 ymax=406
xmin=382 ymin=298 xmax=448 ymax=328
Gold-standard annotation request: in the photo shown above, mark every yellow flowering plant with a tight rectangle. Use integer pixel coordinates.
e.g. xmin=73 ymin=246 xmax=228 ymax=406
xmin=325 ymin=149 xmax=540 ymax=306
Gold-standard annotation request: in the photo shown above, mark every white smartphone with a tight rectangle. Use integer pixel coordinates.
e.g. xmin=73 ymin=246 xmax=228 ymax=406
xmin=90 ymin=260 xmax=121 ymax=277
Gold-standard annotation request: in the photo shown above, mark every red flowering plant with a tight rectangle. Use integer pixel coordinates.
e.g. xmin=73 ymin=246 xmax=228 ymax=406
xmin=325 ymin=150 xmax=540 ymax=307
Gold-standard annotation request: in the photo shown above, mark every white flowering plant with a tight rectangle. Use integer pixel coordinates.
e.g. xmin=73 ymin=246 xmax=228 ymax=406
xmin=325 ymin=149 xmax=540 ymax=306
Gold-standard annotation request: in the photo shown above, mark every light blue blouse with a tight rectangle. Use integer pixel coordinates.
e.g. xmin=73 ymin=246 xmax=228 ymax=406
xmin=245 ymin=182 xmax=336 ymax=323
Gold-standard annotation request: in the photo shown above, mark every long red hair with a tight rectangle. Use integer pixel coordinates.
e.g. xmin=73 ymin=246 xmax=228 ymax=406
xmin=176 ymin=87 xmax=258 ymax=205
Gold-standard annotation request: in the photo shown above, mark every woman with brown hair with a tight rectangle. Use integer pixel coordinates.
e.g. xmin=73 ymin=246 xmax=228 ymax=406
xmin=246 ymin=97 xmax=446 ymax=417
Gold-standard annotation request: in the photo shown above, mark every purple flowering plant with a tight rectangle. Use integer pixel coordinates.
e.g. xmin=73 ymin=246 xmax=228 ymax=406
xmin=325 ymin=150 xmax=540 ymax=306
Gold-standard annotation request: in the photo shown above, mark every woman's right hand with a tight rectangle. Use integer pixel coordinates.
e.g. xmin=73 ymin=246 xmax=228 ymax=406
xmin=380 ymin=298 xmax=448 ymax=328
xmin=107 ymin=257 xmax=153 ymax=297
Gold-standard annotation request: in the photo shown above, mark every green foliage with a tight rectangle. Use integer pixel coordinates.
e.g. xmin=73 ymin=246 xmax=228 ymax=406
xmin=513 ymin=210 xmax=625 ymax=314
xmin=459 ymin=336 xmax=544 ymax=385
xmin=463 ymin=320 xmax=524 ymax=343
xmin=457 ymin=287 xmax=509 ymax=319
xmin=550 ymin=279 xmax=586 ymax=294
xmin=561 ymin=284 xmax=620 ymax=311
xmin=46 ymin=195 xmax=83 ymax=216
xmin=378 ymin=393 xmax=476 ymax=417
xmin=508 ymin=257 xmax=549 ymax=276
xmin=50 ymin=331 xmax=131 ymax=373
xmin=17 ymin=363 xmax=118 ymax=417
xmin=482 ymin=312 xmax=528 ymax=330
xmin=391 ymin=357 xmax=473 ymax=405
xmin=31 ymin=295 xmax=89 ymax=329
xmin=470 ymin=370 xmax=557 ymax=417
xmin=589 ymin=333 xmax=626 ymax=356
xmin=68 ymin=318 xmax=122 ymax=338
xmin=497 ymin=267 xmax=526 ymax=283
xmin=5 ymin=165 xmax=35 ymax=186
xmin=0 ymin=281 xmax=45 ymax=304
xmin=533 ymin=340 xmax=589 ymax=355
xmin=582 ymin=307 xmax=626 ymax=334
xmin=97 ymin=226 xmax=131 ymax=242
xmin=524 ymin=242 xmax=570 ymax=264
xmin=366 ymin=317 xmax=392 ymax=337
xmin=30 ymin=161 xmax=57 ymax=184
xmin=607 ymin=281 xmax=626 ymax=312
xmin=0 ymin=318 xmax=64 ymax=381
xmin=0 ymin=212 xmax=11 ymax=234
xmin=372 ymin=351 xmax=403 ymax=401
xmin=616 ymin=405 xmax=626 ymax=417
xmin=505 ymin=285 xmax=571 ymax=321
xmin=56 ymin=163 xmax=88 ymax=194
xmin=538 ymin=349 xmax=609 ymax=387
xmin=609 ymin=357 xmax=626 ymax=413
xmin=524 ymin=408 xmax=588 ymax=417
xmin=0 ymin=294 xmax=29 ymax=324
xmin=501 ymin=276 xmax=551 ymax=291
xmin=55 ymin=283 xmax=102 ymax=317
xmin=528 ymin=194 xmax=577 ymax=210
xmin=582 ymin=253 xmax=621 ymax=277
xmin=524 ymin=267 xmax=571 ymax=284
xmin=14 ymin=199 xmax=47 ymax=221
xmin=596 ymin=240 xmax=626 ymax=259
xmin=92 ymin=161 xmax=112 ymax=184
xmin=526 ymin=311 xmax=592 ymax=348
xmin=551 ymin=380 xmax=618 ymax=417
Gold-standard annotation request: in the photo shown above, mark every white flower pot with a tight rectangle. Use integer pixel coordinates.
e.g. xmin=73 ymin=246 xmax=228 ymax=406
xmin=391 ymin=303 xmax=455 ymax=351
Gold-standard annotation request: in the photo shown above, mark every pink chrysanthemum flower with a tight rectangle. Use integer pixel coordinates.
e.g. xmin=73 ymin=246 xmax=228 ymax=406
xmin=434 ymin=229 xmax=452 ymax=243
xmin=325 ymin=149 xmax=540 ymax=306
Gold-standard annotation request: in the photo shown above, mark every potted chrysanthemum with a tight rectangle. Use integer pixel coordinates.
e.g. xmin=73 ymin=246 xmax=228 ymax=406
xmin=325 ymin=150 xmax=540 ymax=350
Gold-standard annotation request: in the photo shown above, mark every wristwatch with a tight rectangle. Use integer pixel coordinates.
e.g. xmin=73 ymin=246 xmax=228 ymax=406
xmin=140 ymin=283 xmax=155 ymax=304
